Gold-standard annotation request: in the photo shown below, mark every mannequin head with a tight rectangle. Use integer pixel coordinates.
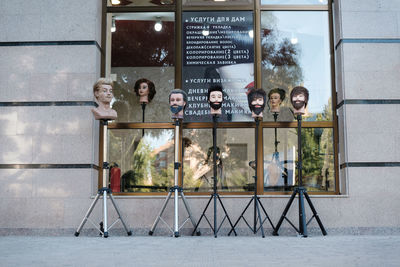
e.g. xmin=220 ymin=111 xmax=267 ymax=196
xmin=208 ymin=85 xmax=223 ymax=115
xmin=92 ymin=78 xmax=117 ymax=120
xmin=268 ymin=88 xmax=286 ymax=113
xmin=290 ymin=86 xmax=309 ymax=115
xmin=134 ymin=78 xmax=156 ymax=103
xmin=169 ymin=89 xmax=187 ymax=119
xmin=247 ymin=88 xmax=266 ymax=118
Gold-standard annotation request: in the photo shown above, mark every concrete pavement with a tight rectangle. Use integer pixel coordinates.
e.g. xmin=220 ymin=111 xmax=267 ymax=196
xmin=1 ymin=234 xmax=400 ymax=267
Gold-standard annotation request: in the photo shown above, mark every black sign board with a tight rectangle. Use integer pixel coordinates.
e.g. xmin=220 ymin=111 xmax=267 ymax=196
xmin=182 ymin=11 xmax=254 ymax=122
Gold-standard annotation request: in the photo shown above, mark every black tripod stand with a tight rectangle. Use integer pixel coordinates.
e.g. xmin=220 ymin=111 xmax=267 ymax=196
xmin=192 ymin=114 xmax=237 ymax=237
xmin=272 ymin=115 xmax=327 ymax=237
xmin=75 ymin=120 xmax=132 ymax=238
xmin=149 ymin=119 xmax=199 ymax=237
xmin=228 ymin=118 xmax=275 ymax=237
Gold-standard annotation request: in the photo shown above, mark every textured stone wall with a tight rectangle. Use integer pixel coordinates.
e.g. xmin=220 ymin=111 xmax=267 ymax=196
xmin=0 ymin=0 xmax=399 ymax=235
xmin=0 ymin=0 xmax=102 ymax=230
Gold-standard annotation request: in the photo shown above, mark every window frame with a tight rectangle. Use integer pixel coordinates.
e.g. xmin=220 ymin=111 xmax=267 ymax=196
xmin=102 ymin=0 xmax=339 ymax=196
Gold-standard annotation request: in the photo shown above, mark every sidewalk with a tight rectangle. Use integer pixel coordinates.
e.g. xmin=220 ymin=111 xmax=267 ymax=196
xmin=1 ymin=235 xmax=400 ymax=267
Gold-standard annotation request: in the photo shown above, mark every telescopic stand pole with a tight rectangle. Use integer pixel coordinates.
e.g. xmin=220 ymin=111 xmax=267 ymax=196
xmin=141 ymin=103 xmax=146 ymax=136
xmin=192 ymin=115 xmax=237 ymax=237
xmin=75 ymin=119 xmax=132 ymax=238
xmin=149 ymin=119 xmax=200 ymax=237
xmin=228 ymin=118 xmax=275 ymax=237
xmin=272 ymin=115 xmax=327 ymax=237
xmin=272 ymin=112 xmax=287 ymax=187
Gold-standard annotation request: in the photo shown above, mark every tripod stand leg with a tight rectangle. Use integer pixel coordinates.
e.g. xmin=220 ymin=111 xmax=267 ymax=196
xmin=149 ymin=191 xmax=172 ymax=235
xmin=192 ymin=194 xmax=213 ymax=236
xmin=258 ymin=197 xmax=276 ymax=232
xmin=103 ymin=190 xmax=109 ymax=238
xmin=109 ymin=194 xmax=132 ymax=236
xmin=254 ymin=198 xmax=265 ymax=238
xmin=228 ymin=197 xmax=253 ymax=236
xmin=216 ymin=194 xmax=237 ymax=236
xmin=298 ymin=189 xmax=307 ymax=237
xmin=214 ymin=193 xmax=217 ymax=238
xmin=75 ymin=193 xmax=101 ymax=236
xmin=273 ymin=189 xmax=297 ymax=236
xmin=174 ymin=188 xmax=179 ymax=237
xmin=181 ymin=192 xmax=201 ymax=236
xmin=304 ymin=192 xmax=327 ymax=235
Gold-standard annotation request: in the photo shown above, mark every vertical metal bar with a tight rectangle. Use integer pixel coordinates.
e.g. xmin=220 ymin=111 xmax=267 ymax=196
xmin=254 ymin=119 xmax=259 ymax=231
xmin=213 ymin=115 xmax=217 ymax=237
xmin=174 ymin=119 xmax=180 ymax=237
xmin=102 ymin=120 xmax=109 ymax=236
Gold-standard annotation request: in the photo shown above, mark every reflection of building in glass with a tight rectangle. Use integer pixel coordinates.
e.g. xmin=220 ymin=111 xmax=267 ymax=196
xmin=152 ymin=140 xmax=174 ymax=173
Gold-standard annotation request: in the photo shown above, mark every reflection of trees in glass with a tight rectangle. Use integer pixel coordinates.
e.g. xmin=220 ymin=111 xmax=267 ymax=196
xmin=183 ymin=129 xmax=250 ymax=192
xmin=315 ymin=97 xmax=333 ymax=121
xmin=300 ymin=127 xmax=334 ymax=191
xmin=261 ymin=13 xmax=303 ymax=121
xmin=109 ymin=129 xmax=174 ymax=192
xmin=261 ymin=22 xmax=303 ymax=92
xmin=111 ymin=81 xmax=136 ymax=122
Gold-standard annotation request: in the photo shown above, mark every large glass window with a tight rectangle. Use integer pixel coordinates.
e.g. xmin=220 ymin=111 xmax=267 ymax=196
xmin=261 ymin=11 xmax=332 ymax=121
xmin=108 ymin=0 xmax=175 ymax=7
xmin=105 ymin=1 xmax=337 ymax=195
xmin=183 ymin=0 xmax=253 ymax=7
xmin=263 ymin=127 xmax=335 ymax=192
xmin=183 ymin=128 xmax=254 ymax=192
xmin=109 ymin=128 xmax=175 ymax=192
xmin=109 ymin=12 xmax=175 ymax=123
xmin=261 ymin=0 xmax=327 ymax=5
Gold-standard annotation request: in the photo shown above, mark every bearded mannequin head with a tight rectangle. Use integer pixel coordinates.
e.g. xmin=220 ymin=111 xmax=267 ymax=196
xmin=169 ymin=89 xmax=187 ymax=119
xmin=208 ymin=85 xmax=223 ymax=115
xmin=247 ymin=88 xmax=266 ymax=119
xmin=290 ymin=86 xmax=309 ymax=115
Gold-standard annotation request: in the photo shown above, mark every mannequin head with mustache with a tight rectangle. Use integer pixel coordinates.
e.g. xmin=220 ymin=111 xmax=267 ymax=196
xmin=169 ymin=89 xmax=187 ymax=119
xmin=247 ymin=88 xmax=266 ymax=119
xmin=290 ymin=86 xmax=309 ymax=115
xmin=208 ymin=85 xmax=224 ymax=115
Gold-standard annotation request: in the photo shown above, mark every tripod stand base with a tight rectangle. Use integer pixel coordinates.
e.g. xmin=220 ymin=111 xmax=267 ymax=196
xmin=149 ymin=186 xmax=199 ymax=237
xmin=192 ymin=193 xmax=237 ymax=237
xmin=229 ymin=196 xmax=275 ymax=238
xmin=272 ymin=187 xmax=327 ymax=237
xmin=74 ymin=187 xmax=132 ymax=238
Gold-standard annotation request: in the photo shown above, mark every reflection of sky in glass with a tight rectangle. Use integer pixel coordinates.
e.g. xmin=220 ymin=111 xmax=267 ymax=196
xmin=143 ymin=129 xmax=173 ymax=150
xmin=266 ymin=11 xmax=331 ymax=114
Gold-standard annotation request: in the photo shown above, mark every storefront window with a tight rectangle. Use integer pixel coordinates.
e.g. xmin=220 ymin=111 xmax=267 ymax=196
xmin=105 ymin=2 xmax=337 ymax=195
xmin=109 ymin=128 xmax=175 ymax=192
xmin=108 ymin=0 xmax=175 ymax=7
xmin=263 ymin=127 xmax=335 ymax=192
xmin=110 ymin=12 xmax=175 ymax=123
xmin=183 ymin=128 xmax=254 ymax=192
xmin=183 ymin=0 xmax=252 ymax=7
xmin=261 ymin=0 xmax=328 ymax=5
xmin=261 ymin=11 xmax=332 ymax=121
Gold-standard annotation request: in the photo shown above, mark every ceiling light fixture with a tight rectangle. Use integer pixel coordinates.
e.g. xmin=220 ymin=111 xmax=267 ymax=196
xmin=111 ymin=0 xmax=121 ymax=5
xmin=111 ymin=18 xmax=116 ymax=33
xmin=154 ymin=17 xmax=162 ymax=32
